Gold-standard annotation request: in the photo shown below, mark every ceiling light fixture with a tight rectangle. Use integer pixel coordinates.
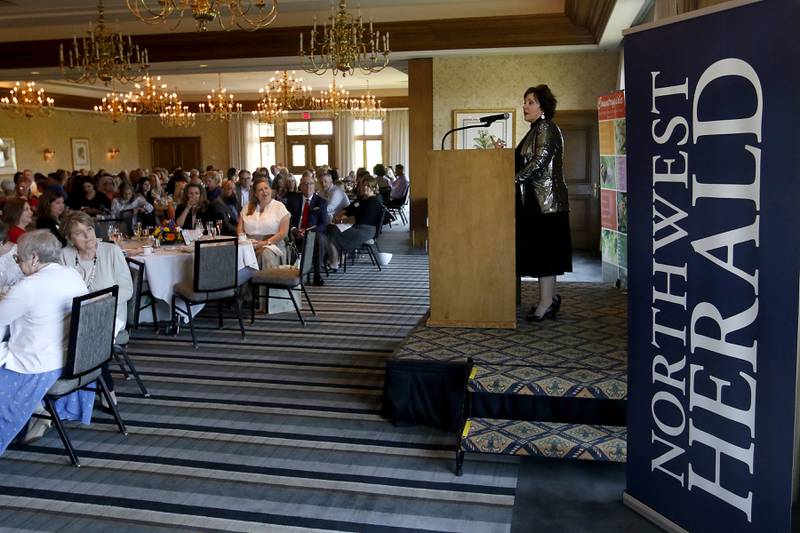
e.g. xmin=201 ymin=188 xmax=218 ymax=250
xmin=160 ymin=99 xmax=196 ymax=128
xmin=0 ymin=81 xmax=55 ymax=119
xmin=198 ymin=73 xmax=242 ymax=121
xmin=126 ymin=0 xmax=278 ymax=32
xmin=129 ymin=74 xmax=172 ymax=114
xmin=94 ymin=89 xmax=136 ymax=123
xmin=351 ymin=82 xmax=385 ymax=122
xmin=60 ymin=1 xmax=149 ymax=86
xmin=300 ymin=0 xmax=390 ymax=77
xmin=313 ymin=78 xmax=351 ymax=117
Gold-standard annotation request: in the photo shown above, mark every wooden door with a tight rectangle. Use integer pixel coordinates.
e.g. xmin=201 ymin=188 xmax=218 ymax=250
xmin=558 ymin=110 xmax=600 ymax=251
xmin=150 ymin=137 xmax=202 ymax=170
xmin=287 ymin=138 xmax=334 ymax=175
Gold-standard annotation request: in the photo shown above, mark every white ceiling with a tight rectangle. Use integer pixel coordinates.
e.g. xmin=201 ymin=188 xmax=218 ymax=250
xmin=0 ymin=0 xmax=644 ymax=101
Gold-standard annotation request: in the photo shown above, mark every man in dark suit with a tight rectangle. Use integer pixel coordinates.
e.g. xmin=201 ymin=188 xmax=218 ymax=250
xmin=235 ymin=170 xmax=253 ymax=208
xmin=286 ymin=171 xmax=328 ymax=285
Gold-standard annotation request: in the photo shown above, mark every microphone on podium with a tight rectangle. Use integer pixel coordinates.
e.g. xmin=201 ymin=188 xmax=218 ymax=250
xmin=479 ymin=112 xmax=510 ymax=124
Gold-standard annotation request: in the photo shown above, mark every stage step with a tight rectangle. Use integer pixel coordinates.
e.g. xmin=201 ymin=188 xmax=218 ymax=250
xmin=456 ymin=417 xmax=627 ymax=476
xmin=468 ymin=364 xmax=627 ymax=400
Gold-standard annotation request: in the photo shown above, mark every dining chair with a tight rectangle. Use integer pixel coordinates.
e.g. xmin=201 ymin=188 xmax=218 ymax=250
xmin=38 ymin=286 xmax=128 ymax=467
xmin=171 ymin=237 xmax=245 ymax=348
xmin=126 ymin=257 xmax=158 ymax=332
xmin=250 ymin=229 xmax=317 ymax=325
xmin=342 ymin=211 xmax=386 ymax=273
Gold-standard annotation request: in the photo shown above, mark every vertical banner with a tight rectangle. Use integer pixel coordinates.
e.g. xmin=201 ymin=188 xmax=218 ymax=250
xmin=598 ymin=91 xmax=628 ymax=287
xmin=625 ymin=1 xmax=800 ymax=531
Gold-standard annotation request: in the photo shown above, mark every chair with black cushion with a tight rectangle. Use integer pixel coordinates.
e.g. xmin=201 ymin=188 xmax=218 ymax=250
xmin=112 ymin=328 xmax=149 ymax=398
xmin=39 ymin=286 xmax=128 ymax=467
xmin=126 ymin=257 xmax=157 ymax=332
xmin=171 ymin=237 xmax=245 ymax=348
xmin=342 ymin=211 xmax=386 ymax=273
xmin=387 ymin=188 xmax=409 ymax=226
xmin=250 ymin=230 xmax=317 ymax=325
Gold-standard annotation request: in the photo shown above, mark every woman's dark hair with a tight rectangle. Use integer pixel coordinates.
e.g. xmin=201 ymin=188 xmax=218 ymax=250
xmin=524 ymin=84 xmax=557 ymax=119
xmin=329 ymin=168 xmax=339 ymax=182
xmin=0 ymin=220 xmax=8 ymax=243
xmin=36 ymin=190 xmax=65 ymax=221
xmin=373 ymin=164 xmax=386 ymax=177
xmin=227 ymin=167 xmax=237 ymax=179
xmin=2 ymin=198 xmax=28 ymax=226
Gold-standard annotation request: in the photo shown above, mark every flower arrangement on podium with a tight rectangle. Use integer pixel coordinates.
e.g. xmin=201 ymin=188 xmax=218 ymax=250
xmin=152 ymin=220 xmax=183 ymax=244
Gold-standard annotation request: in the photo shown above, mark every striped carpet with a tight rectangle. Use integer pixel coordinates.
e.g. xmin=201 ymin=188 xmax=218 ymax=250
xmin=0 ymin=254 xmax=519 ymax=533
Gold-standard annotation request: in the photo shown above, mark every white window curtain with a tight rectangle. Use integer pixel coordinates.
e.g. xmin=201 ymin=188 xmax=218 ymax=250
xmin=228 ymin=114 xmax=261 ymax=173
xmin=387 ymin=109 xmax=409 ymax=173
xmin=336 ymin=115 xmax=355 ymax=176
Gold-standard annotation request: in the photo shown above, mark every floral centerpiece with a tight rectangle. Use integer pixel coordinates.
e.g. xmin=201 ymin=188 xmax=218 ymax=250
xmin=152 ymin=220 xmax=183 ymax=245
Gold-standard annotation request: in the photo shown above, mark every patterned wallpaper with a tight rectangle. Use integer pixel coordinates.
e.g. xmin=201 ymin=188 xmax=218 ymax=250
xmin=0 ymin=108 xmax=140 ymax=176
xmin=433 ymin=51 xmax=620 ymax=149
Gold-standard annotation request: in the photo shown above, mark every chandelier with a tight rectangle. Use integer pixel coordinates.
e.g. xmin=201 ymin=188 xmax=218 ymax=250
xmin=60 ymin=1 xmax=149 ymax=86
xmin=199 ymin=75 xmax=242 ymax=121
xmin=130 ymin=74 xmax=172 ymax=114
xmin=313 ymin=78 xmax=351 ymax=117
xmin=252 ymin=97 xmax=288 ymax=125
xmin=126 ymin=0 xmax=278 ymax=32
xmin=300 ymin=0 xmax=390 ymax=77
xmin=94 ymin=90 xmax=136 ymax=123
xmin=160 ymin=100 xmax=196 ymax=128
xmin=0 ymin=82 xmax=55 ymax=119
xmin=264 ymin=71 xmax=312 ymax=110
xmin=351 ymin=85 xmax=386 ymax=122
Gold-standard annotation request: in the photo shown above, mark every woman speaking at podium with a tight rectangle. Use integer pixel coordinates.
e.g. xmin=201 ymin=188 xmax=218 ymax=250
xmin=503 ymin=85 xmax=572 ymax=321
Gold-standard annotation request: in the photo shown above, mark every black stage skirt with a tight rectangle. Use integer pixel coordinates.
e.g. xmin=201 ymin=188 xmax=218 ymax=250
xmin=515 ymin=191 xmax=573 ymax=278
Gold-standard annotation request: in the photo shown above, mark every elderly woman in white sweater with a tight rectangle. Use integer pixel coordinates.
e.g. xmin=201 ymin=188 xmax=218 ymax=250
xmin=60 ymin=210 xmax=133 ymax=417
xmin=0 ymin=230 xmax=87 ymax=454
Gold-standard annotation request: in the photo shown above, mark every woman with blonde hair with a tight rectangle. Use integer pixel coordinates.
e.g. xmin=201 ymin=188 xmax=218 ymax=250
xmin=237 ymin=177 xmax=290 ymax=269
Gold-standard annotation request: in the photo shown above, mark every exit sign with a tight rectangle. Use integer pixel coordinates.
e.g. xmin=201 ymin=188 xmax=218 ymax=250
xmin=302 ymin=112 xmax=311 ymax=119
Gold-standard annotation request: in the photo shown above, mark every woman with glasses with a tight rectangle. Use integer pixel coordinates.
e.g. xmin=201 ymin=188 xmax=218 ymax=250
xmin=0 ymin=230 xmax=88 ymax=453
xmin=60 ymin=211 xmax=133 ymax=414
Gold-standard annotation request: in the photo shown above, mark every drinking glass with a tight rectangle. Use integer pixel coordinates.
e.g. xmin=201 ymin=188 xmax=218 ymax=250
xmin=134 ymin=222 xmax=143 ymax=239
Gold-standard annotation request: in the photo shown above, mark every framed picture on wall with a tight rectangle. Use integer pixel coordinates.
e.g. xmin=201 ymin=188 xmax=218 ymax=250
xmin=71 ymin=138 xmax=90 ymax=169
xmin=452 ymin=109 xmax=516 ymax=150
xmin=0 ymin=137 xmax=17 ymax=175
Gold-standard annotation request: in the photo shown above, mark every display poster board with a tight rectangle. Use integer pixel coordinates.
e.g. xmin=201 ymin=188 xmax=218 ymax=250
xmin=624 ymin=1 xmax=800 ymax=531
xmin=598 ymin=91 xmax=627 ymax=288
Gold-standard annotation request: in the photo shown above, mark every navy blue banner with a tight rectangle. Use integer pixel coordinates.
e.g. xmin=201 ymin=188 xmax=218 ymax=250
xmin=625 ymin=1 xmax=800 ymax=531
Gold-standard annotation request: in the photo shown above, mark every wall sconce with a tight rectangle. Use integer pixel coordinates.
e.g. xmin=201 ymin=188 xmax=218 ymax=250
xmin=43 ymin=148 xmax=55 ymax=161
xmin=107 ymin=147 xmax=120 ymax=160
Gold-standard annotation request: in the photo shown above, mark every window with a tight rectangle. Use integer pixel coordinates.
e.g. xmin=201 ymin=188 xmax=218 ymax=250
xmin=258 ymin=122 xmax=276 ymax=170
xmin=286 ymin=119 xmax=335 ymax=175
xmin=354 ymin=119 xmax=383 ymax=171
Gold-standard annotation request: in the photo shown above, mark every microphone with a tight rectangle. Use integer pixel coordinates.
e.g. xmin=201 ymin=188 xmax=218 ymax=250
xmin=479 ymin=112 xmax=510 ymax=124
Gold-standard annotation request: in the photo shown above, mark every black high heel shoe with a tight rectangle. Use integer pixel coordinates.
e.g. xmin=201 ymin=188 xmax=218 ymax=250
xmin=525 ymin=302 xmax=557 ymax=322
xmin=553 ymin=294 xmax=562 ymax=312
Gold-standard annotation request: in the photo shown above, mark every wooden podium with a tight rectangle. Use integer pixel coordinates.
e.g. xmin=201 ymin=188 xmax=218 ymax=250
xmin=426 ymin=149 xmax=516 ymax=328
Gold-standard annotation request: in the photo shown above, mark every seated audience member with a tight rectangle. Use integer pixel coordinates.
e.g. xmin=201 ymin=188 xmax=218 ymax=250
xmin=237 ymin=177 xmax=290 ymax=269
xmin=272 ymin=173 xmax=290 ymax=204
xmin=175 ymin=183 xmax=214 ymax=230
xmin=373 ymin=164 xmax=392 ymax=189
xmin=327 ymin=176 xmax=384 ymax=271
xmin=226 ymin=167 xmax=238 ymax=183
xmin=287 ymin=172 xmax=329 ymax=279
xmin=97 ymin=175 xmax=118 ymax=204
xmin=390 ymin=164 xmax=410 ymax=203
xmin=136 ymin=176 xmax=158 ymax=227
xmin=2 ymin=198 xmax=33 ymax=243
xmin=187 ymin=168 xmax=201 ymax=185
xmin=35 ymin=190 xmax=68 ymax=247
xmin=0 ymin=230 xmax=88 ymax=453
xmin=0 ymin=221 xmax=24 ymax=290
xmin=236 ymin=170 xmax=253 ymax=206
xmin=385 ymin=167 xmax=396 ymax=183
xmin=319 ymin=171 xmax=350 ymax=219
xmin=60 ymin=211 xmax=133 ymax=413
xmin=204 ymin=170 xmax=222 ymax=201
xmin=0 ymin=179 xmax=15 ymax=211
xmin=76 ymin=180 xmax=111 ymax=215
xmin=211 ymin=179 xmax=242 ymax=236
xmin=111 ymin=182 xmax=154 ymax=229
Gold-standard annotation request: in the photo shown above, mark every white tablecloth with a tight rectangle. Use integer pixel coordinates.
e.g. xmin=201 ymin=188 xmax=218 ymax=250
xmin=120 ymin=240 xmax=259 ymax=321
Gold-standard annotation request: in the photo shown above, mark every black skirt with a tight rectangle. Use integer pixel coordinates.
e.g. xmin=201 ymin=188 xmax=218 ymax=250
xmin=515 ymin=190 xmax=572 ymax=278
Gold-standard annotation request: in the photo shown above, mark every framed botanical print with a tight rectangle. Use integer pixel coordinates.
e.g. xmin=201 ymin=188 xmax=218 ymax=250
xmin=452 ymin=109 xmax=516 ymax=150
xmin=71 ymin=137 xmax=91 ymax=169
xmin=0 ymin=137 xmax=17 ymax=175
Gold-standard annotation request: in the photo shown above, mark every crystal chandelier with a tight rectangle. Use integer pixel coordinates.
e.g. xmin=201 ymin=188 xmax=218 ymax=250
xmin=351 ymin=85 xmax=386 ymax=122
xmin=0 ymin=82 xmax=55 ymax=119
xmin=160 ymin=100 xmax=196 ymax=128
xmin=130 ymin=74 xmax=172 ymax=114
xmin=199 ymin=74 xmax=242 ymax=121
xmin=60 ymin=1 xmax=149 ymax=86
xmin=94 ymin=89 xmax=136 ymax=123
xmin=313 ymin=78 xmax=351 ymax=117
xmin=126 ymin=0 xmax=278 ymax=32
xmin=300 ymin=0 xmax=390 ymax=77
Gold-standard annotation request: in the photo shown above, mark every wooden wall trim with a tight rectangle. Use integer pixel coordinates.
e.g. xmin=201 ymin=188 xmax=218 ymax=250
xmin=565 ymin=0 xmax=617 ymax=42
xmin=0 ymin=14 xmax=594 ymax=70
xmin=407 ymin=58 xmax=433 ymax=249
